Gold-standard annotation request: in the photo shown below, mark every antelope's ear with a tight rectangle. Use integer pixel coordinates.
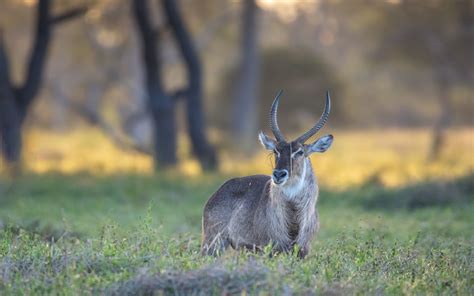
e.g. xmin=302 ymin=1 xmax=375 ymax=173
xmin=306 ymin=134 xmax=333 ymax=154
xmin=258 ymin=131 xmax=276 ymax=151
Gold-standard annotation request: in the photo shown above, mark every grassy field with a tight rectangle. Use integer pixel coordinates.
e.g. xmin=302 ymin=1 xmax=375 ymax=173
xmin=0 ymin=128 xmax=473 ymax=294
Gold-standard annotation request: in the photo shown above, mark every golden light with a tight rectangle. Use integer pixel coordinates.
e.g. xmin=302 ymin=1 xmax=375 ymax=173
xmin=86 ymin=8 xmax=102 ymax=23
xmin=257 ymin=0 xmax=319 ymax=22
xmin=22 ymin=0 xmax=37 ymax=7
xmin=96 ymin=29 xmax=123 ymax=48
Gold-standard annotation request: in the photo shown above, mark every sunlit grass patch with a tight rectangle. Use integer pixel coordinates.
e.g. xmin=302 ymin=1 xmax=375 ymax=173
xmin=23 ymin=128 xmax=153 ymax=174
xmin=12 ymin=127 xmax=474 ymax=189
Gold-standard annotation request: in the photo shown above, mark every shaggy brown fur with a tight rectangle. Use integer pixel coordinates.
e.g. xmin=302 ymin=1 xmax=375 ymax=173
xmin=201 ymin=142 xmax=320 ymax=258
xmin=201 ymin=91 xmax=333 ymax=258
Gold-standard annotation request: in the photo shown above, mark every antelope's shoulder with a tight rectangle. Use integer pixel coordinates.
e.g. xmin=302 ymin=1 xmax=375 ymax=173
xmin=204 ymin=175 xmax=270 ymax=212
xmin=221 ymin=175 xmax=270 ymax=195
xmin=212 ymin=175 xmax=269 ymax=198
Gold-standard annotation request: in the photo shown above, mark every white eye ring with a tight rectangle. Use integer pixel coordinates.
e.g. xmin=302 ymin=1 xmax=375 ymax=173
xmin=292 ymin=149 xmax=304 ymax=158
xmin=274 ymin=149 xmax=280 ymax=158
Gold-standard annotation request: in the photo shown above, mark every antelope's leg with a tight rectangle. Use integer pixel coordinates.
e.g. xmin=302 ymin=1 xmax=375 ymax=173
xmin=295 ymin=211 xmax=319 ymax=258
xmin=201 ymin=231 xmax=230 ymax=256
xmin=297 ymin=245 xmax=309 ymax=258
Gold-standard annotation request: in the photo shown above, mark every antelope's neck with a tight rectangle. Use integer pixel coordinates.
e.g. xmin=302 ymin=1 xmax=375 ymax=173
xmin=265 ymin=159 xmax=317 ymax=247
xmin=271 ymin=158 xmax=316 ymax=202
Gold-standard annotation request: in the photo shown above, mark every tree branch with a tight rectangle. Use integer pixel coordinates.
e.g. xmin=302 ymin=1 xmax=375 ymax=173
xmin=162 ymin=7 xmax=235 ymax=65
xmin=68 ymin=100 xmax=152 ymax=156
xmin=49 ymin=6 xmax=88 ymax=25
xmin=154 ymin=24 xmax=170 ymax=39
xmin=133 ymin=0 xmax=162 ymax=92
xmin=17 ymin=0 xmax=51 ymax=112
xmin=0 ymin=29 xmax=12 ymax=88
xmin=18 ymin=0 xmax=87 ymax=115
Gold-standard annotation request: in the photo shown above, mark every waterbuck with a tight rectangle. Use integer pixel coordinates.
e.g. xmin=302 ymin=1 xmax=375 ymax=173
xmin=201 ymin=91 xmax=334 ymax=258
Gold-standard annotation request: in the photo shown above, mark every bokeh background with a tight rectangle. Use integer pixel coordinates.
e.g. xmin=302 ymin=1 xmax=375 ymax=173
xmin=0 ymin=0 xmax=473 ymax=293
xmin=0 ymin=0 xmax=472 ymax=179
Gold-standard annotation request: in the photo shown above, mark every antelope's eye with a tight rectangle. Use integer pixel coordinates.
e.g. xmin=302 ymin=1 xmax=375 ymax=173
xmin=294 ymin=150 xmax=304 ymax=157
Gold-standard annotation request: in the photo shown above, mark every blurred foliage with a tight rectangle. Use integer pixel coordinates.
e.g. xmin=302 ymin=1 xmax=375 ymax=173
xmin=324 ymin=0 xmax=473 ymax=126
xmin=367 ymin=0 xmax=472 ymax=82
xmin=215 ymin=47 xmax=345 ymax=132
xmin=1 ymin=0 xmax=472 ymax=135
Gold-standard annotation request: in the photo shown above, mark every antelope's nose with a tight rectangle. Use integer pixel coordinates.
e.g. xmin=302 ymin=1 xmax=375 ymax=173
xmin=272 ymin=169 xmax=288 ymax=184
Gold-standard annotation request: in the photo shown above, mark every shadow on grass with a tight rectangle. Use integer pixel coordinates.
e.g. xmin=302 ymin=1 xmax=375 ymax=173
xmin=361 ymin=174 xmax=473 ymax=210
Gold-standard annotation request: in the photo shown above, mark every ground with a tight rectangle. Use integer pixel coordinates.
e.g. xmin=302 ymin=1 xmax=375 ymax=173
xmin=0 ymin=128 xmax=473 ymax=294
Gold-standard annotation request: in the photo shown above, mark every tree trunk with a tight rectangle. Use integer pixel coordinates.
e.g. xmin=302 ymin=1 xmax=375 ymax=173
xmin=162 ymin=0 xmax=217 ymax=170
xmin=0 ymin=87 xmax=22 ymax=167
xmin=429 ymin=70 xmax=452 ymax=161
xmin=0 ymin=0 xmax=86 ymax=169
xmin=133 ymin=0 xmax=177 ymax=169
xmin=0 ymin=0 xmax=53 ymax=168
xmin=429 ymin=0 xmax=474 ymax=160
xmin=17 ymin=0 xmax=51 ymax=110
xmin=0 ymin=32 xmax=22 ymax=167
xmin=149 ymin=87 xmax=177 ymax=168
xmin=232 ymin=0 xmax=261 ymax=153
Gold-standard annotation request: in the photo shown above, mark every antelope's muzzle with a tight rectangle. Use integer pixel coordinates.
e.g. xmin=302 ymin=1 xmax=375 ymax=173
xmin=272 ymin=169 xmax=288 ymax=185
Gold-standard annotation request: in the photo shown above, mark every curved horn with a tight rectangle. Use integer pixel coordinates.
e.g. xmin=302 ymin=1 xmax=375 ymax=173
xmin=296 ymin=91 xmax=331 ymax=143
xmin=270 ymin=89 xmax=285 ymax=142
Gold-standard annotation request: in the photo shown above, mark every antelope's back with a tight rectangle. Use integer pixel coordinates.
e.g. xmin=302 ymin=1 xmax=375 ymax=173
xmin=203 ymin=175 xmax=270 ymax=220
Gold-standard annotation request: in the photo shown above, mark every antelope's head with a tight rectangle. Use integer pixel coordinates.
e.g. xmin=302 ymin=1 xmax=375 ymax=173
xmin=259 ymin=90 xmax=334 ymax=188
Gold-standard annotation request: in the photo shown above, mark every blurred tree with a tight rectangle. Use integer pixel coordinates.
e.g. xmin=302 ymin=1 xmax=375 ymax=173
xmin=0 ymin=0 xmax=86 ymax=171
xmin=133 ymin=0 xmax=177 ymax=168
xmin=162 ymin=0 xmax=217 ymax=170
xmin=231 ymin=0 xmax=261 ymax=153
xmin=133 ymin=0 xmax=217 ymax=170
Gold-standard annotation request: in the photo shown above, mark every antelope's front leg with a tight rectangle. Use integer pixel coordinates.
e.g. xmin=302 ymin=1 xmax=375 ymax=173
xmin=296 ymin=214 xmax=318 ymax=258
xmin=297 ymin=245 xmax=309 ymax=258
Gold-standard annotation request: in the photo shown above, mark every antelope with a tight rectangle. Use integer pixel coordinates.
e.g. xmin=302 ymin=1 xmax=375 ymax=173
xmin=201 ymin=90 xmax=334 ymax=258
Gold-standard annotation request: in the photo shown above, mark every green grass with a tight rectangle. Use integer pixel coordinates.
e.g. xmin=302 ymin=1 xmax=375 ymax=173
xmin=0 ymin=173 xmax=473 ymax=295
